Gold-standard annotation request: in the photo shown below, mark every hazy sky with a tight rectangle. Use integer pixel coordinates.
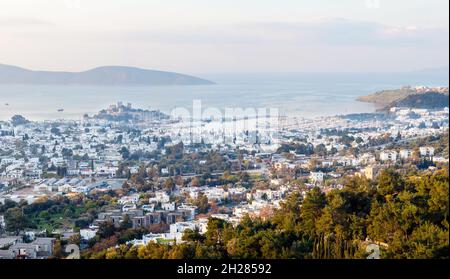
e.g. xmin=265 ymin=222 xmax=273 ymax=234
xmin=0 ymin=0 xmax=448 ymax=74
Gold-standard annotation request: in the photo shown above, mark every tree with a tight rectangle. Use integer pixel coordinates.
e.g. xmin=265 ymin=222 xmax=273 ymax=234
xmin=77 ymin=167 xmax=449 ymax=260
xmin=11 ymin=115 xmax=30 ymax=126
xmin=119 ymin=147 xmax=130 ymax=159
xmin=164 ymin=178 xmax=175 ymax=193
xmin=405 ymin=222 xmax=449 ymax=258
xmin=52 ymin=240 xmax=64 ymax=259
xmin=377 ymin=169 xmax=404 ymax=196
xmin=195 ymin=193 xmax=210 ymax=214
xmin=205 ymin=218 xmax=228 ymax=245
xmin=182 ymin=228 xmax=205 ymax=243
xmin=97 ymin=221 xmax=116 ymax=239
xmin=314 ymin=144 xmax=327 ymax=156
xmin=5 ymin=207 xmax=34 ymax=234
xmin=300 ymin=187 xmax=326 ymax=237
xmin=120 ymin=215 xmax=133 ymax=230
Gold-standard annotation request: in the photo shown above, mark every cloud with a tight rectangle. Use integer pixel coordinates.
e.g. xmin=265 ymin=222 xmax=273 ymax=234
xmin=90 ymin=18 xmax=448 ymax=49
xmin=232 ymin=18 xmax=449 ymax=46
xmin=0 ymin=17 xmax=447 ymax=73
xmin=2 ymin=17 xmax=447 ymax=48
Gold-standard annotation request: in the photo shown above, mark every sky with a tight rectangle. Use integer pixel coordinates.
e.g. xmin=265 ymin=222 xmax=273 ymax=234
xmin=0 ymin=0 xmax=448 ymax=74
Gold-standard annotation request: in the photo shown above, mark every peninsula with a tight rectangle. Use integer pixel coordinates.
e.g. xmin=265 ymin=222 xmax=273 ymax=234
xmin=357 ymin=86 xmax=449 ymax=110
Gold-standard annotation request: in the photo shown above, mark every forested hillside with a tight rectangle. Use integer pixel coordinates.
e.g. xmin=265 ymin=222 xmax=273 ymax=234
xmin=82 ymin=168 xmax=449 ymax=259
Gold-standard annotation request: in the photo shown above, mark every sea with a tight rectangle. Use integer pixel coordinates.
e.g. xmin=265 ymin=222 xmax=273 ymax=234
xmin=0 ymin=72 xmax=448 ymax=121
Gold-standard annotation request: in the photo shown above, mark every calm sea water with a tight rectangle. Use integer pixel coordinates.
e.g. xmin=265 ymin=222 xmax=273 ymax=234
xmin=0 ymin=72 xmax=448 ymax=121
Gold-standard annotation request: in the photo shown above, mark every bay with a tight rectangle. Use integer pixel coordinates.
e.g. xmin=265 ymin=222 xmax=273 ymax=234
xmin=0 ymin=72 xmax=447 ymax=121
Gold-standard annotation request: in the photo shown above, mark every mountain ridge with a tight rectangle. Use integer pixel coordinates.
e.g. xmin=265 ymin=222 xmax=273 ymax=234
xmin=0 ymin=64 xmax=215 ymax=86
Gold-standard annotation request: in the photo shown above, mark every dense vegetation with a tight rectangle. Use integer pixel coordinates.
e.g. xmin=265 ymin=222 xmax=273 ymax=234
xmin=0 ymin=193 xmax=115 ymax=233
xmin=87 ymin=168 xmax=449 ymax=259
xmin=117 ymin=142 xmax=255 ymax=179
xmin=390 ymin=92 xmax=449 ymax=109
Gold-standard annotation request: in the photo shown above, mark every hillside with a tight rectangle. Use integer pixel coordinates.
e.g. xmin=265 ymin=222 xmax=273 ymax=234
xmin=389 ymin=92 xmax=449 ymax=109
xmin=0 ymin=64 xmax=215 ymax=86
xmin=357 ymin=86 xmax=449 ymax=109
xmin=357 ymin=87 xmax=418 ymax=105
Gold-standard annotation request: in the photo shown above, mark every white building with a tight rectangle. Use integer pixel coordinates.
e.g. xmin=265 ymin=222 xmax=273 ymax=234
xmin=254 ymin=189 xmax=275 ymax=201
xmin=161 ymin=168 xmax=169 ymax=175
xmin=204 ymin=187 xmax=227 ymax=202
xmin=122 ymin=204 xmax=137 ymax=212
xmin=399 ymin=149 xmax=414 ymax=160
xmin=177 ymin=204 xmax=197 ymax=221
xmin=169 ymin=221 xmax=205 ymax=243
xmin=80 ymin=229 xmax=98 ymax=240
xmin=380 ymin=151 xmax=398 ymax=162
xmin=161 ymin=202 xmax=176 ymax=211
xmin=128 ymin=233 xmax=175 ymax=246
xmin=149 ymin=191 xmax=170 ymax=204
xmin=419 ymin=147 xmax=435 ymax=157
xmin=118 ymin=194 xmax=140 ymax=205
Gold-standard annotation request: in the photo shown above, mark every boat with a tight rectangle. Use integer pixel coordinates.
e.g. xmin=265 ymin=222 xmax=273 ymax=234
xmin=58 ymin=108 xmax=64 ymax=112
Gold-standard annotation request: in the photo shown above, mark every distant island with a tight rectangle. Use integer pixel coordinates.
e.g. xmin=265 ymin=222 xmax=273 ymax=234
xmin=357 ymin=86 xmax=449 ymax=111
xmin=0 ymin=64 xmax=215 ymax=86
